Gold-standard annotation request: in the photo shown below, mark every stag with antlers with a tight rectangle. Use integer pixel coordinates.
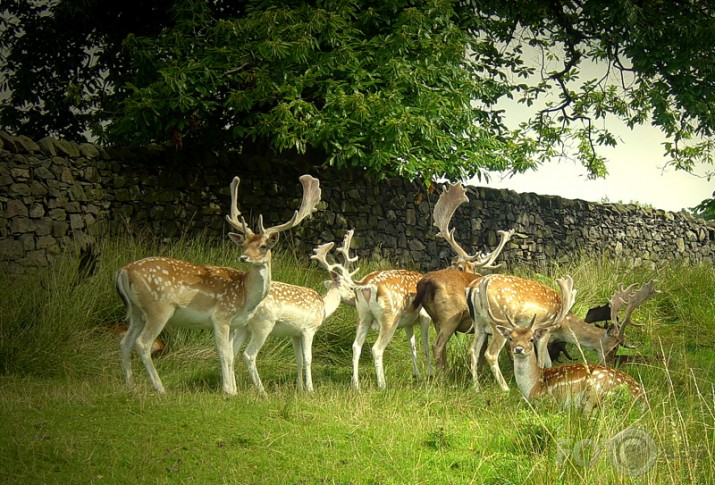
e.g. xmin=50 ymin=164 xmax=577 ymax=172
xmin=412 ymin=183 xmax=514 ymax=372
xmin=334 ymin=230 xmax=433 ymax=390
xmin=115 ymin=174 xmax=321 ymax=394
xmin=231 ymin=233 xmax=356 ymax=394
xmin=466 ymin=273 xmax=659 ymax=392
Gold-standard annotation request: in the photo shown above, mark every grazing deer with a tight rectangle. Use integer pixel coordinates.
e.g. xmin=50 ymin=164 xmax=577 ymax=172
xmin=466 ymin=273 xmax=658 ymax=392
xmin=338 ymin=231 xmax=432 ymax=390
xmin=492 ymin=287 xmax=645 ymax=412
xmin=545 ymin=279 xmax=661 ymax=366
xmin=231 ymin=233 xmax=357 ymax=393
xmin=115 ymin=174 xmax=321 ymax=394
xmin=412 ymin=183 xmax=514 ymax=372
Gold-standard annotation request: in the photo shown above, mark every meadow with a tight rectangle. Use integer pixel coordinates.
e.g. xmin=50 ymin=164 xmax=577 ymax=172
xmin=1 ymin=234 xmax=713 ymax=484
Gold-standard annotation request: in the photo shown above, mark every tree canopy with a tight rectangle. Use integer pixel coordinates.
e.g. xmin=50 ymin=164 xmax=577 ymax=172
xmin=2 ymin=0 xmax=714 ymax=183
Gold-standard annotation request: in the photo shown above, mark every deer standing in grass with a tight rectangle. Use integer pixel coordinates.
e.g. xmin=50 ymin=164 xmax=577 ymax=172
xmin=483 ymin=276 xmax=646 ymax=412
xmin=467 ymin=273 xmax=658 ymax=395
xmin=231 ymin=233 xmax=357 ymax=393
xmin=115 ymin=174 xmax=321 ymax=394
xmin=336 ymin=231 xmax=432 ymax=390
xmin=411 ymin=183 xmax=514 ymax=373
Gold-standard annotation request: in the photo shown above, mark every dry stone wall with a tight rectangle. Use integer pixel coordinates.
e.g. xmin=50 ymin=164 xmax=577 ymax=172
xmin=1 ymin=131 xmax=713 ymax=274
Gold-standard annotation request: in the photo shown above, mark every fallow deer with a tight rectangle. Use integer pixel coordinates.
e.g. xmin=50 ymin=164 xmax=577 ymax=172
xmin=412 ymin=183 xmax=514 ymax=372
xmin=466 ymin=273 xmax=658 ymax=392
xmin=231 ymin=233 xmax=356 ymax=393
xmin=115 ymin=174 xmax=321 ymax=394
xmin=491 ymin=280 xmax=645 ymax=412
xmin=338 ymin=231 xmax=433 ymax=390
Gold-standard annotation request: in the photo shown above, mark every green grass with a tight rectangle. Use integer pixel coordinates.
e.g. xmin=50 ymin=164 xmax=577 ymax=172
xmin=1 ymin=235 xmax=713 ymax=483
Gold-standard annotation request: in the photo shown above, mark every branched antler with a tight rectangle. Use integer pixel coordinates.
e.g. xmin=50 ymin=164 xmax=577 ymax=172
xmin=225 ymin=176 xmax=252 ymax=236
xmin=337 ymin=229 xmax=360 ymax=280
xmin=609 ymin=279 xmax=660 ymax=348
xmin=259 ymin=174 xmax=322 ymax=234
xmin=433 ymin=183 xmax=514 ymax=270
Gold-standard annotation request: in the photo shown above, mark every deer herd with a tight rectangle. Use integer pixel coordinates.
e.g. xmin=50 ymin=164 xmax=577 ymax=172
xmin=116 ymin=174 xmax=660 ymax=412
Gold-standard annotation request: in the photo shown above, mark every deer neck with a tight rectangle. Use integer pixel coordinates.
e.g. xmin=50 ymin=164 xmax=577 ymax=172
xmin=322 ymin=284 xmax=343 ymax=320
xmin=512 ymin=352 xmax=546 ymax=400
xmin=243 ymin=258 xmax=272 ymax=314
xmin=557 ymin=313 xmax=613 ymax=361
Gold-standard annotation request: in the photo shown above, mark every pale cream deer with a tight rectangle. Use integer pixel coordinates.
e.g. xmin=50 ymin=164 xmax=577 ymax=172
xmin=412 ymin=183 xmax=514 ymax=372
xmin=466 ymin=273 xmax=658 ymax=392
xmin=337 ymin=231 xmax=433 ymax=390
xmin=231 ymin=233 xmax=356 ymax=394
xmin=492 ymin=286 xmax=645 ymax=412
xmin=115 ymin=174 xmax=321 ymax=394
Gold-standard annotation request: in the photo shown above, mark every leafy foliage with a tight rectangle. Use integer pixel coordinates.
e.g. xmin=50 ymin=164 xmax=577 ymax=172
xmin=691 ymin=191 xmax=715 ymax=220
xmin=2 ymin=0 xmax=714 ymax=182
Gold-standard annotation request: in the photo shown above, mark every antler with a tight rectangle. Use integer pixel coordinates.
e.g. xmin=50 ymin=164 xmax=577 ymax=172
xmin=311 ymin=242 xmax=339 ymax=274
xmin=433 ymin=183 xmax=514 ymax=269
xmin=337 ymin=229 xmax=360 ymax=279
xmin=259 ymin=174 xmax=322 ymax=234
xmin=609 ymin=279 xmax=660 ymax=347
xmin=225 ymin=176 xmax=252 ymax=235
xmin=433 ymin=183 xmax=471 ymax=262
xmin=549 ymin=275 xmax=577 ymax=328
xmin=311 ymin=230 xmax=362 ymax=281
xmin=470 ymin=229 xmax=516 ymax=269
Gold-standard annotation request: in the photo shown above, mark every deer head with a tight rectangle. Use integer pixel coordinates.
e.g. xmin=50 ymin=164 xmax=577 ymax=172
xmin=225 ymin=174 xmax=322 ymax=265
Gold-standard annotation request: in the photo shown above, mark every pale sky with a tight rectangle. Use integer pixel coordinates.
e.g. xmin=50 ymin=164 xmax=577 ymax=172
xmin=473 ymin=121 xmax=713 ymax=212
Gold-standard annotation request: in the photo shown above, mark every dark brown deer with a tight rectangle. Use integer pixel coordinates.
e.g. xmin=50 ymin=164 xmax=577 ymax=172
xmin=411 ymin=183 xmax=513 ymax=372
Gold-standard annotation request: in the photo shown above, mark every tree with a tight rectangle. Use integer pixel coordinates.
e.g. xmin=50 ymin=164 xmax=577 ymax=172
xmin=2 ymin=0 xmax=714 ymax=183
xmin=691 ymin=192 xmax=715 ymax=221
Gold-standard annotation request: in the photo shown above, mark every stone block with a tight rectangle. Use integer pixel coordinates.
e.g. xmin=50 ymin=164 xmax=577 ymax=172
xmin=5 ymin=199 xmax=28 ymax=218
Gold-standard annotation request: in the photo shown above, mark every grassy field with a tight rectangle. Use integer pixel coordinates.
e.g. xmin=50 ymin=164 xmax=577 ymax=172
xmin=1 ymin=235 xmax=713 ymax=484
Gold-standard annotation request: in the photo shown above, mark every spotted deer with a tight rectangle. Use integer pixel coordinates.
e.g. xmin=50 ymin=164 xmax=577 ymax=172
xmin=231 ymin=233 xmax=357 ymax=394
xmin=491 ymin=280 xmax=645 ymax=412
xmin=115 ymin=174 xmax=321 ymax=394
xmin=412 ymin=183 xmax=514 ymax=372
xmin=466 ymin=273 xmax=658 ymax=392
xmin=337 ymin=231 xmax=432 ymax=390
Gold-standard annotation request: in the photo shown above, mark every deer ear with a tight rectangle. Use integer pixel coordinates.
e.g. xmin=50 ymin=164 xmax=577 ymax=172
xmin=533 ymin=327 xmax=550 ymax=341
xmin=495 ymin=325 xmax=512 ymax=338
xmin=266 ymin=232 xmax=280 ymax=248
xmin=228 ymin=232 xmax=244 ymax=245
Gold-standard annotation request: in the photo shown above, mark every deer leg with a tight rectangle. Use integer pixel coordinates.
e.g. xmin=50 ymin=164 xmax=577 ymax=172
xmin=231 ymin=325 xmax=250 ymax=357
xmin=419 ymin=313 xmax=433 ymax=378
xmin=301 ymin=330 xmax=316 ymax=392
xmin=403 ymin=325 xmax=420 ymax=379
xmin=291 ymin=336 xmax=304 ymax=392
xmin=352 ymin=309 xmax=373 ymax=391
xmin=536 ymin=331 xmax=553 ymax=368
xmin=136 ymin=304 xmax=173 ymax=394
xmin=484 ymin=331 xmax=509 ymax=391
xmin=120 ymin=304 xmax=144 ymax=388
xmin=432 ymin=314 xmax=462 ymax=374
xmin=242 ymin=324 xmax=272 ymax=395
xmin=213 ymin=321 xmax=238 ymax=395
xmin=372 ymin=313 xmax=400 ymax=390
xmin=471 ymin=325 xmax=488 ymax=388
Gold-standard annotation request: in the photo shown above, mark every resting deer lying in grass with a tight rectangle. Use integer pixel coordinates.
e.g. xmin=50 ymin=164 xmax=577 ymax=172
xmin=338 ymin=231 xmax=432 ymax=390
xmin=115 ymin=174 xmax=321 ymax=394
xmin=467 ymin=273 xmax=658 ymax=393
xmin=412 ymin=183 xmax=514 ymax=372
xmin=491 ymin=280 xmax=645 ymax=412
xmin=231 ymin=233 xmax=356 ymax=393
